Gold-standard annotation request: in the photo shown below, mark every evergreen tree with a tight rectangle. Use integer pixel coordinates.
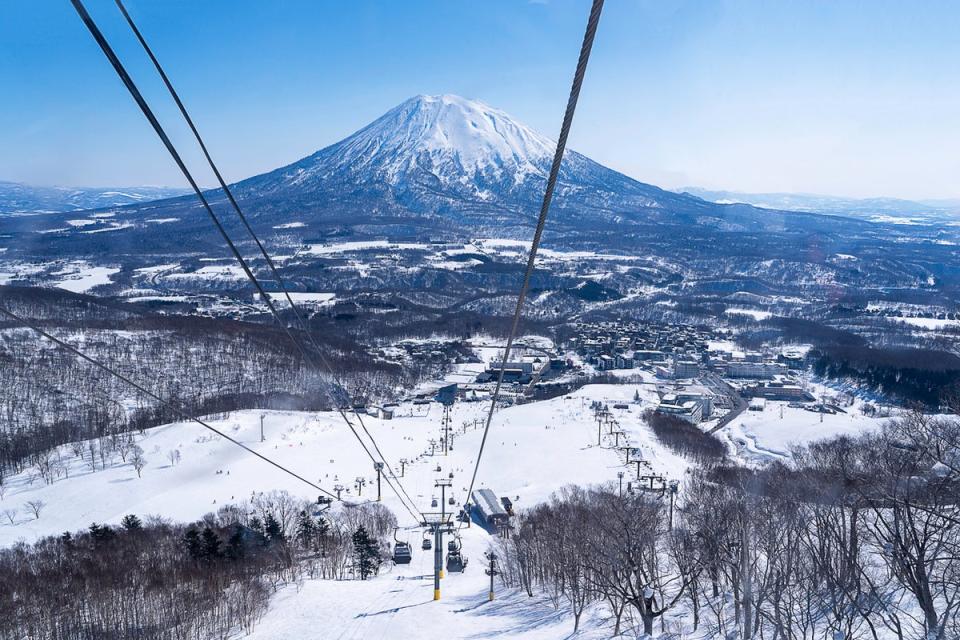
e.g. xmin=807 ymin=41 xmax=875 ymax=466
xmin=60 ymin=531 xmax=74 ymax=551
xmin=121 ymin=514 xmax=143 ymax=532
xmin=352 ymin=525 xmax=381 ymax=580
xmin=201 ymin=526 xmax=222 ymax=559
xmin=88 ymin=522 xmax=115 ymax=547
xmin=225 ymin=527 xmax=245 ymax=561
xmin=264 ymin=513 xmax=284 ymax=543
xmin=183 ymin=527 xmax=203 ymax=560
xmin=295 ymin=510 xmax=316 ymax=550
xmin=317 ymin=516 xmax=331 ymax=558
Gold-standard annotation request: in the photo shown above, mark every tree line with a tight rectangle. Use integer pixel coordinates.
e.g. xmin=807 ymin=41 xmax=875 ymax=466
xmin=0 ymin=286 xmax=451 ymax=479
xmin=0 ymin=490 xmax=396 ymax=640
xmin=496 ymin=411 xmax=960 ymax=639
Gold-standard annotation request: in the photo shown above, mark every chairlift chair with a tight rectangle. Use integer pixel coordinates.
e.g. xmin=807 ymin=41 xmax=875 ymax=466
xmin=445 ymin=536 xmax=467 ymax=573
xmin=392 ymin=541 xmax=412 ymax=565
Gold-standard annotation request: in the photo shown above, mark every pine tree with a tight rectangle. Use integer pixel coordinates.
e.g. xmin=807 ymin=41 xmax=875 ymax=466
xmin=183 ymin=527 xmax=203 ymax=560
xmin=121 ymin=514 xmax=143 ymax=532
xmin=264 ymin=512 xmax=284 ymax=543
xmin=296 ymin=510 xmax=316 ymax=550
xmin=60 ymin=531 xmax=74 ymax=551
xmin=201 ymin=526 xmax=222 ymax=559
xmin=225 ymin=527 xmax=245 ymax=561
xmin=317 ymin=516 xmax=331 ymax=557
xmin=89 ymin=522 xmax=115 ymax=547
xmin=352 ymin=525 xmax=381 ymax=580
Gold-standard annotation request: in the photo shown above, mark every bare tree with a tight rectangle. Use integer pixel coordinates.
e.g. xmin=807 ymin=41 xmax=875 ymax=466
xmin=1 ymin=508 xmax=15 ymax=525
xmin=25 ymin=500 xmax=45 ymax=520
xmin=130 ymin=446 xmax=146 ymax=478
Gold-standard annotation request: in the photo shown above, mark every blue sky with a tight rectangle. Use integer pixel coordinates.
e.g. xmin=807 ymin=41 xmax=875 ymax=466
xmin=3 ymin=0 xmax=960 ymax=199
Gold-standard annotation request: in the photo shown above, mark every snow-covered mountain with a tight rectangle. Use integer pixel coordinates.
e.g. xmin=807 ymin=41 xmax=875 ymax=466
xmin=230 ymin=94 xmax=712 ymax=231
xmin=6 ymin=94 xmax=888 ymax=260
xmin=0 ymin=181 xmax=188 ymax=216
xmin=287 ymin=94 xmax=557 ymax=188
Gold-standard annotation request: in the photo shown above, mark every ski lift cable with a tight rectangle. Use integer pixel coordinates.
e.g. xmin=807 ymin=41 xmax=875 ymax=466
xmin=71 ymin=0 xmax=423 ymax=523
xmin=0 ymin=304 xmax=339 ymax=501
xmin=69 ymin=0 xmax=311 ymax=368
xmin=114 ymin=0 xmax=423 ymax=521
xmin=459 ymin=0 xmax=605 ymax=527
xmin=113 ymin=0 xmax=325 ymax=363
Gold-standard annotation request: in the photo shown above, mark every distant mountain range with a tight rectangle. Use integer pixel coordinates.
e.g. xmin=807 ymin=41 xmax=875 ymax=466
xmin=0 ymin=181 xmax=188 ymax=216
xmin=679 ymin=187 xmax=960 ymax=223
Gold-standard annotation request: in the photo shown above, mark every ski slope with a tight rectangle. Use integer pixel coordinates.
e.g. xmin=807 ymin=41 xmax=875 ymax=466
xmin=0 ymin=364 xmax=885 ymax=637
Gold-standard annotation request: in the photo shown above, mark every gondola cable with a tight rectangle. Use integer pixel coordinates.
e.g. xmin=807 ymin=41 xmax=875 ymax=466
xmin=114 ymin=0 xmax=422 ymax=520
xmin=0 ymin=304 xmax=338 ymax=500
xmin=67 ymin=0 xmax=424 ymax=523
xmin=459 ymin=0 xmax=605 ymax=528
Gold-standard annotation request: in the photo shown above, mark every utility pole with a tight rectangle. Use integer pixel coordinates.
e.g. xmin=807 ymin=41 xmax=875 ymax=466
xmin=334 ymin=483 xmax=344 ymax=500
xmin=355 ymin=476 xmax=365 ymax=497
xmin=622 ymin=446 xmax=632 ymax=465
xmin=596 ymin=416 xmax=603 ymax=446
xmin=374 ymin=462 xmax=384 ymax=501
xmin=399 ymin=458 xmax=408 ymax=477
xmin=617 ymin=471 xmax=625 ymax=497
xmin=485 ymin=552 xmax=499 ymax=601
xmin=429 ymin=439 xmax=437 ymax=456
xmin=260 ymin=413 xmax=265 ymax=443
xmin=613 ymin=431 xmax=623 ymax=447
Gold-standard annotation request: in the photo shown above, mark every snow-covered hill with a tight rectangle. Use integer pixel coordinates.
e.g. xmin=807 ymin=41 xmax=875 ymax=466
xmin=0 ymin=181 xmax=188 ymax=216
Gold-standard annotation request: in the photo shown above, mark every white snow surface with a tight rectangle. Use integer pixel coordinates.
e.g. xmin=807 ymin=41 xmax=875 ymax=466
xmin=53 ymin=263 xmax=120 ymax=293
xmin=315 ymin=94 xmax=555 ymax=186
xmin=282 ymin=95 xmax=580 ymax=194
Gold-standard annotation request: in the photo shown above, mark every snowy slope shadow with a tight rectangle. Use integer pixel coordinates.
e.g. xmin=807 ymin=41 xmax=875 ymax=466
xmin=452 ymin=589 xmax=571 ymax=638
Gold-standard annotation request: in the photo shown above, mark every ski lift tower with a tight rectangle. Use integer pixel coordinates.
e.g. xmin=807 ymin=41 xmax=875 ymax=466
xmin=373 ymin=462 xmax=385 ymax=501
xmin=421 ymin=511 xmax=454 ymax=600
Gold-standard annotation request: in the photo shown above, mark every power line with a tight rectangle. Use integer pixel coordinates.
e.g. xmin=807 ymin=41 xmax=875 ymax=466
xmin=73 ymin=0 xmax=422 ymax=522
xmin=460 ymin=0 xmax=605 ymax=523
xmin=0 ymin=304 xmax=338 ymax=500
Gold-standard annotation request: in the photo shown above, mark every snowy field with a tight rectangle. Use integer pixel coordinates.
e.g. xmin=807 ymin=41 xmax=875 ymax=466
xmin=718 ymin=396 xmax=885 ymax=462
xmin=0 ymin=383 xmax=687 ymax=548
